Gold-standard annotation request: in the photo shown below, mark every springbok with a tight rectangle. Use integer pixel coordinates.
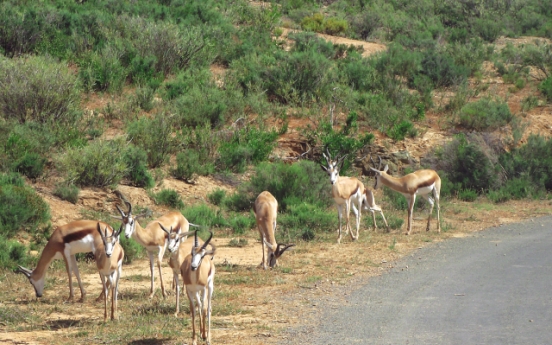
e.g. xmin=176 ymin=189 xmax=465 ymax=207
xmin=95 ymin=223 xmax=124 ymax=322
xmin=320 ymin=149 xmax=388 ymax=243
xmin=181 ymin=231 xmax=216 ymax=345
xmin=17 ymin=220 xmax=111 ymax=302
xmin=113 ymin=201 xmax=196 ymax=298
xmin=370 ymin=156 xmax=441 ymax=235
xmin=161 ymin=223 xmax=198 ymax=317
xmin=253 ymin=191 xmax=295 ymax=270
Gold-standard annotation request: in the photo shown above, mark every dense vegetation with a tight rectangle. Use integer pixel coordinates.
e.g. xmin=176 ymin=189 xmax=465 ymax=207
xmin=1 ymin=0 xmax=552 ymax=268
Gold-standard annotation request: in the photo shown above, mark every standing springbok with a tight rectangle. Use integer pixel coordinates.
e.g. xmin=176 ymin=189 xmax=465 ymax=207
xmin=320 ymin=149 xmax=388 ymax=243
xmin=114 ymin=201 xmax=195 ymax=298
xmin=181 ymin=231 xmax=216 ymax=345
xmin=253 ymin=191 xmax=295 ymax=270
xmin=161 ymin=223 xmax=198 ymax=317
xmin=95 ymin=223 xmax=124 ymax=322
xmin=17 ymin=220 xmax=111 ymax=302
xmin=370 ymin=156 xmax=441 ymax=235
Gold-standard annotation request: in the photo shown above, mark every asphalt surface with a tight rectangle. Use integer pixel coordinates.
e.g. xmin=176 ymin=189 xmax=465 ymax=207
xmin=284 ymin=216 xmax=552 ymax=345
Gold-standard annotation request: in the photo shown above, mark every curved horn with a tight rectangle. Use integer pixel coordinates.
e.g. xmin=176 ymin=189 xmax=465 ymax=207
xmin=96 ymin=222 xmax=104 ymax=238
xmin=178 ymin=230 xmax=196 ymax=239
xmin=158 ymin=222 xmax=171 ymax=235
xmin=17 ymin=265 xmax=33 ymax=277
xmin=200 ymin=231 xmax=213 ymax=251
xmin=276 ymin=243 xmax=296 ymax=257
xmin=114 ymin=224 xmax=123 ymax=238
xmin=125 ymin=201 xmax=132 ymax=215
xmin=115 ymin=204 xmax=126 ymax=217
xmin=194 ymin=230 xmax=199 ymax=248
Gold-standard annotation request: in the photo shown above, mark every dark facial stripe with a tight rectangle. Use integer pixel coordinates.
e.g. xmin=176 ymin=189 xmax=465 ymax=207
xmin=63 ymin=228 xmax=95 ymax=244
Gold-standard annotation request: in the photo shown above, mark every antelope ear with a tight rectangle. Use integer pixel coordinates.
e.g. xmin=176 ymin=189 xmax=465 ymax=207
xmin=110 ymin=215 xmax=124 ymax=220
xmin=158 ymin=222 xmax=170 ymax=235
xmin=17 ymin=265 xmax=32 ymax=278
xmin=320 ymin=165 xmax=328 ymax=172
xmin=277 ymin=243 xmax=295 ymax=257
xmin=383 ymin=164 xmax=389 ymax=173
xmin=369 ymin=166 xmax=379 ymax=173
xmin=96 ymin=223 xmax=103 ymax=237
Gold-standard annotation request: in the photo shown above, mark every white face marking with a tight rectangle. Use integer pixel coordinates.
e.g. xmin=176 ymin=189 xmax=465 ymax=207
xmin=325 ymin=161 xmax=339 ymax=185
xmin=191 ymin=252 xmax=203 ymax=270
xmin=124 ymin=218 xmax=136 ymax=238
xmin=167 ymin=234 xmax=180 ymax=253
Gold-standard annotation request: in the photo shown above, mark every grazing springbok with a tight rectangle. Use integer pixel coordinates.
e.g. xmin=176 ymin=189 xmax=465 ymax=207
xmin=95 ymin=223 xmax=124 ymax=322
xmin=370 ymin=156 xmax=441 ymax=235
xmin=113 ymin=201 xmax=196 ymax=298
xmin=17 ymin=220 xmax=111 ymax=302
xmin=161 ymin=223 xmax=198 ymax=317
xmin=253 ymin=191 xmax=295 ymax=270
xmin=320 ymin=149 xmax=388 ymax=243
xmin=181 ymin=231 xmax=216 ymax=345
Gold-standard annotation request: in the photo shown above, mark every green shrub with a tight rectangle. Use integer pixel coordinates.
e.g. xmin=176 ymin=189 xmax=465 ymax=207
xmin=123 ymin=146 xmax=154 ymax=188
xmin=78 ymin=45 xmax=127 ymax=93
xmin=539 ymin=77 xmax=552 ymax=102
xmin=126 ymin=115 xmax=176 ymax=168
xmin=152 ymin=189 xmax=184 ymax=209
xmin=387 ymin=120 xmax=417 ymax=141
xmin=208 ymin=189 xmax=226 ymax=206
xmin=133 ymin=86 xmax=156 ymax=112
xmin=11 ymin=153 xmax=45 ymax=179
xmin=300 ymin=14 xmax=347 ymax=35
xmin=120 ymin=235 xmax=145 ymax=264
xmin=0 ymin=175 xmax=50 ymax=237
xmin=432 ymin=133 xmax=503 ymax=194
xmin=386 ymin=215 xmax=405 ymax=231
xmin=278 ymin=202 xmax=336 ymax=240
xmin=473 ymin=18 xmax=501 ymax=42
xmin=457 ymin=98 xmax=514 ymax=131
xmin=458 ymin=189 xmax=478 ymax=202
xmin=228 ymin=238 xmax=248 ymax=248
xmin=0 ymin=234 xmax=31 ymax=269
xmin=418 ymin=49 xmax=470 ymax=88
xmin=171 ymin=149 xmax=215 ymax=181
xmin=53 ymin=183 xmax=80 ymax=204
xmin=0 ymin=55 xmax=81 ymax=125
xmin=223 ymin=192 xmax=254 ymax=212
xmin=228 ymin=214 xmax=255 ymax=235
xmin=57 ymin=138 xmax=127 ymax=188
xmin=182 ymin=203 xmax=227 ymax=229
xmin=218 ymin=127 xmax=278 ymax=173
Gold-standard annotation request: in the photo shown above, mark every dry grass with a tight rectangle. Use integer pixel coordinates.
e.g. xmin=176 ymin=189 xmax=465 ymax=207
xmin=2 ymin=197 xmax=551 ymax=345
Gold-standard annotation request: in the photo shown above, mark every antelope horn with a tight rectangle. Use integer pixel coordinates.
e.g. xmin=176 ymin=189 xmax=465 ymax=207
xmin=200 ymin=231 xmax=213 ymax=251
xmin=125 ymin=201 xmax=132 ymax=215
xmin=114 ymin=224 xmax=123 ymax=238
xmin=17 ymin=266 xmax=32 ymax=277
xmin=115 ymin=204 xmax=126 ymax=217
xmin=178 ymin=230 xmax=196 ymax=239
xmin=96 ymin=222 xmax=104 ymax=238
xmin=194 ymin=230 xmax=199 ymax=248
xmin=158 ymin=222 xmax=171 ymax=235
xmin=189 ymin=223 xmax=201 ymax=228
xmin=278 ymin=243 xmax=296 ymax=256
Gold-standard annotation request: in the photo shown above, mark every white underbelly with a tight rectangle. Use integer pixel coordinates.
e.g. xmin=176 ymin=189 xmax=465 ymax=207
xmin=66 ymin=234 xmax=95 ymax=254
xmin=415 ymin=183 xmax=435 ymax=196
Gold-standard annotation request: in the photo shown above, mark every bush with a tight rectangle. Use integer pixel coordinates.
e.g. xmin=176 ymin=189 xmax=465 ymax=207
xmin=457 ymin=98 xmax=514 ymax=131
xmin=119 ymin=235 xmax=145 ymax=264
xmin=458 ymin=189 xmax=478 ymax=202
xmin=182 ymin=203 xmax=227 ymax=229
xmin=218 ymin=127 xmax=278 ymax=173
xmin=539 ymin=77 xmax=552 ymax=102
xmin=126 ymin=115 xmax=176 ymax=168
xmin=57 ymin=138 xmax=127 ymax=188
xmin=228 ymin=214 xmax=255 ymax=235
xmin=152 ymin=189 xmax=184 ymax=209
xmin=278 ymin=202 xmax=336 ymax=240
xmin=171 ymin=149 xmax=215 ymax=181
xmin=11 ymin=153 xmax=45 ymax=179
xmin=53 ymin=183 xmax=80 ymax=204
xmin=0 ymin=234 xmax=32 ymax=269
xmin=78 ymin=45 xmax=127 ymax=93
xmin=123 ymin=146 xmax=154 ymax=188
xmin=387 ymin=120 xmax=417 ymax=141
xmin=0 ymin=174 xmax=50 ymax=237
xmin=301 ymin=14 xmax=348 ymax=35
xmin=208 ymin=189 xmax=226 ymax=206
xmin=418 ymin=49 xmax=470 ymax=88
xmin=0 ymin=55 xmax=81 ymax=125
xmin=223 ymin=192 xmax=254 ymax=212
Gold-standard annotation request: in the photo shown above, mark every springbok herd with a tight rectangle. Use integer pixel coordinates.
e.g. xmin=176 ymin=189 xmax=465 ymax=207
xmin=16 ymin=152 xmax=441 ymax=345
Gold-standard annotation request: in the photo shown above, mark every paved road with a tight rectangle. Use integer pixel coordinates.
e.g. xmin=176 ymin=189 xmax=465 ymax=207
xmin=285 ymin=216 xmax=552 ymax=345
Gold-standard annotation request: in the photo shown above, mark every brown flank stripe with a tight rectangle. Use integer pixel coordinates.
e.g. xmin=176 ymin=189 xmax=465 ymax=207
xmin=418 ymin=175 xmax=438 ymax=189
xmin=63 ymin=228 xmax=95 ymax=244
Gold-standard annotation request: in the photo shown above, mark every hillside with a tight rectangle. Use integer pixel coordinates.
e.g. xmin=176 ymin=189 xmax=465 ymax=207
xmin=2 ymin=1 xmax=552 ymax=344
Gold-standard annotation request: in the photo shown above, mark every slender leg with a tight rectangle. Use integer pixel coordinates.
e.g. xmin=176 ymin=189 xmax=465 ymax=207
xmin=371 ymin=210 xmax=377 ymax=231
xmin=187 ymin=289 xmax=198 ymax=345
xmin=63 ymin=255 xmax=75 ymax=302
xmin=406 ymin=194 xmax=416 ymax=235
xmin=174 ymin=273 xmax=180 ymax=317
xmin=103 ymin=276 xmax=109 ymax=322
xmin=260 ymin=232 xmax=267 ymax=269
xmin=378 ymin=209 xmax=389 ymax=231
xmin=148 ymin=252 xmax=155 ymax=298
xmin=434 ymin=185 xmax=441 ymax=232
xmin=351 ymin=202 xmax=361 ymax=240
xmin=114 ymin=266 xmax=121 ymax=321
xmin=157 ymin=251 xmax=167 ymax=299
xmin=71 ymin=255 xmax=86 ymax=302
xmin=336 ymin=204 xmax=343 ymax=244
xmin=206 ymin=281 xmax=214 ymax=345
xmin=423 ymin=194 xmax=435 ymax=232
xmin=346 ymin=199 xmax=355 ymax=241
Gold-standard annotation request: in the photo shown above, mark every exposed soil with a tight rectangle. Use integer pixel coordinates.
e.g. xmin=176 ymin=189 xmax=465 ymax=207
xmin=3 ymin=32 xmax=552 ymax=345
